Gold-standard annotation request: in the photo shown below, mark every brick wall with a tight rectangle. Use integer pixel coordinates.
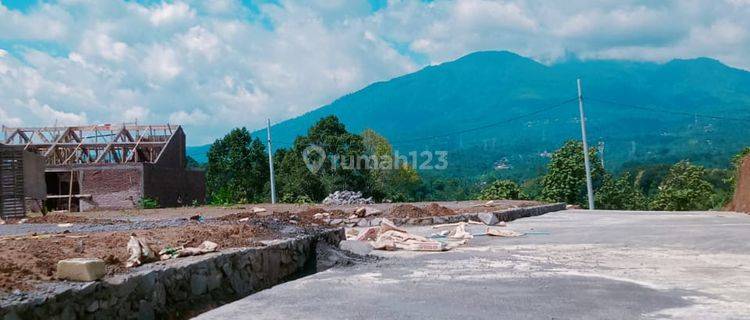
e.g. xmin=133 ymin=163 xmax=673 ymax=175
xmin=142 ymin=164 xmax=206 ymax=207
xmin=78 ymin=165 xmax=143 ymax=211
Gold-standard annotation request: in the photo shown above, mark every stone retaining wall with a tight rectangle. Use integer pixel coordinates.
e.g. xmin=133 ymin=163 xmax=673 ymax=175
xmin=0 ymin=228 xmax=345 ymax=320
xmin=332 ymin=203 xmax=567 ymax=227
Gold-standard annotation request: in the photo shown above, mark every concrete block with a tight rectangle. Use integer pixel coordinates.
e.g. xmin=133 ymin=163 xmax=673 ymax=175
xmin=57 ymin=258 xmax=106 ymax=282
xmin=477 ymin=212 xmax=499 ymax=225
xmin=339 ymin=240 xmax=373 ymax=256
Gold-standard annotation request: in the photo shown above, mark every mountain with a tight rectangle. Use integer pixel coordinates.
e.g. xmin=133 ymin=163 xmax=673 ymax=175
xmin=188 ymin=51 xmax=750 ymax=179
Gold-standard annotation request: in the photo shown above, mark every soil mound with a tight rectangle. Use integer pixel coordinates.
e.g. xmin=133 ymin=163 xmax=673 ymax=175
xmin=728 ymin=155 xmax=750 ymax=213
xmin=387 ymin=203 xmax=455 ymax=218
xmin=424 ymin=203 xmax=456 ymax=216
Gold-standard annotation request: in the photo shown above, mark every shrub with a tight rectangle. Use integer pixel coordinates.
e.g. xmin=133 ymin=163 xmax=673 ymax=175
xmin=478 ymin=180 xmax=525 ymax=200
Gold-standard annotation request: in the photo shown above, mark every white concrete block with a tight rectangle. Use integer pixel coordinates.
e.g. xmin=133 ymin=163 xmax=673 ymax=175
xmin=57 ymin=258 xmax=106 ymax=281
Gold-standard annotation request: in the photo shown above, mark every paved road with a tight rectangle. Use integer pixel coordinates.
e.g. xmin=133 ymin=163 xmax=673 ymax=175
xmin=196 ymin=210 xmax=750 ymax=320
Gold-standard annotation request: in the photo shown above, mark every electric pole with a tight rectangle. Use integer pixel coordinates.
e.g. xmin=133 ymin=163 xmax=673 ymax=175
xmin=266 ymin=118 xmax=277 ymax=204
xmin=577 ymin=79 xmax=595 ymax=210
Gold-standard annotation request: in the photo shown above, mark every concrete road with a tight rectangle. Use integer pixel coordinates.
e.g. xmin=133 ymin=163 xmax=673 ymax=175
xmin=195 ymin=210 xmax=750 ymax=320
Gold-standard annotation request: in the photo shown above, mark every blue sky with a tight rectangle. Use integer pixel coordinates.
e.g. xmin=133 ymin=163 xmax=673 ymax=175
xmin=1 ymin=0 xmax=749 ymax=145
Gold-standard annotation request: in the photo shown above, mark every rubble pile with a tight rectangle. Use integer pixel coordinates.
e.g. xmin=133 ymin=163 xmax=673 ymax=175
xmin=322 ymin=191 xmax=374 ymax=205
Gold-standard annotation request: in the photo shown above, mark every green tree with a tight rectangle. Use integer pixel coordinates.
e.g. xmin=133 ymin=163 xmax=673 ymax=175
xmin=274 ymin=116 xmax=375 ymax=202
xmin=595 ymin=173 xmax=648 ymax=210
xmin=274 ymin=148 xmax=326 ymax=202
xmin=478 ymin=180 xmax=525 ymax=200
xmin=651 ymin=160 xmax=713 ymax=211
xmin=540 ymin=140 xmax=605 ymax=206
xmin=206 ymin=128 xmax=269 ymax=204
xmin=361 ymin=129 xmax=422 ymax=201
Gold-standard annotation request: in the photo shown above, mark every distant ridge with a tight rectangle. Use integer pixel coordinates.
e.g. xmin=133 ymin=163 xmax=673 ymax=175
xmin=189 ymin=51 xmax=750 ymax=178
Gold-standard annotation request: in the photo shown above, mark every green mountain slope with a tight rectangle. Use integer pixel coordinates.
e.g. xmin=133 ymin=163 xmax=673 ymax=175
xmin=189 ymin=51 xmax=750 ymax=179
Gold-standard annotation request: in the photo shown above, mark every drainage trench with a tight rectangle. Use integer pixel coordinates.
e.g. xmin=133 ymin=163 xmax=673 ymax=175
xmin=0 ymin=228 xmax=345 ymax=320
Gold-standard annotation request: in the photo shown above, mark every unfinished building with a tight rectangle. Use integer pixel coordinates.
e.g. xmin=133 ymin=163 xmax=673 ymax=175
xmin=2 ymin=124 xmax=205 ymax=212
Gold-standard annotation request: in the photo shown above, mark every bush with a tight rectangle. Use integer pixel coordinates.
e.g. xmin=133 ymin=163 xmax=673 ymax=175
xmin=540 ymin=140 xmax=605 ymax=206
xmin=651 ymin=161 xmax=713 ymax=211
xmin=138 ymin=197 xmax=159 ymax=209
xmin=280 ymin=193 xmax=315 ymax=204
xmin=595 ymin=173 xmax=648 ymax=210
xmin=478 ymin=180 xmax=525 ymax=200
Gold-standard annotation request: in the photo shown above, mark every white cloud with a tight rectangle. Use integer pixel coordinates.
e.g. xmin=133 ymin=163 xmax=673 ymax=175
xmin=169 ymin=109 xmax=209 ymax=125
xmin=0 ymin=0 xmax=749 ymax=145
xmin=147 ymin=2 xmax=195 ymax=26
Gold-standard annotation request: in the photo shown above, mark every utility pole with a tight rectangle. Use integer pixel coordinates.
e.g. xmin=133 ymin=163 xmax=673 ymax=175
xmin=577 ymin=79 xmax=595 ymax=210
xmin=266 ymin=118 xmax=277 ymax=204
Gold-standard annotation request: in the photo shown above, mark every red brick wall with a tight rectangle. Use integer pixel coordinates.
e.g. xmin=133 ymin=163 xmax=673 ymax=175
xmin=78 ymin=165 xmax=143 ymax=211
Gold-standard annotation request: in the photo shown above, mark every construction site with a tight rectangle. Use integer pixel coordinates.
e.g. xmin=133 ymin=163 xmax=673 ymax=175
xmin=0 ymin=124 xmax=571 ymax=318
xmin=1 ymin=124 xmax=205 ymax=214
xmin=2 ymin=124 xmax=750 ymax=319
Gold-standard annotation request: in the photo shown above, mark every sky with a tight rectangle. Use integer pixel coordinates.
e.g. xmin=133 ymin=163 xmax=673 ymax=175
xmin=1 ymin=0 xmax=749 ymax=145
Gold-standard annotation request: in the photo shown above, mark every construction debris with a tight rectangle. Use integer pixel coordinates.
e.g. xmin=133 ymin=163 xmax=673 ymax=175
xmin=322 ymin=190 xmax=374 ymax=205
xmin=485 ymin=228 xmax=523 ymax=237
xmin=339 ymin=240 xmax=373 ymax=256
xmin=159 ymin=241 xmax=219 ymax=260
xmin=355 ymin=227 xmax=379 ymax=241
xmin=368 ymin=218 xmax=461 ymax=252
xmin=431 ymin=221 xmax=483 ymax=229
xmin=56 ymin=258 xmax=106 ymax=282
xmin=251 ymin=207 xmax=267 ymax=213
xmin=447 ymin=222 xmax=473 ymax=239
xmin=125 ymin=234 xmax=157 ymax=268
xmin=477 ymin=212 xmax=499 ymax=225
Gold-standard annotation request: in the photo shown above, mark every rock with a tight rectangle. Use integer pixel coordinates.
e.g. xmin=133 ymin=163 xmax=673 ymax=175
xmin=364 ymin=207 xmax=383 ymax=217
xmin=251 ymin=207 xmax=267 ymax=213
xmin=354 ymin=207 xmax=367 ymax=217
xmin=369 ymin=218 xmax=382 ymax=226
xmin=330 ymin=218 xmax=343 ymax=225
xmin=477 ymin=212 xmax=499 ymax=226
xmin=57 ymin=258 xmax=106 ymax=281
xmin=190 ymin=274 xmax=208 ymax=295
xmin=322 ymin=190 xmax=375 ymax=205
xmin=356 ymin=219 xmax=370 ymax=227
xmin=86 ymin=300 xmax=99 ymax=313
xmin=339 ymin=240 xmax=373 ymax=256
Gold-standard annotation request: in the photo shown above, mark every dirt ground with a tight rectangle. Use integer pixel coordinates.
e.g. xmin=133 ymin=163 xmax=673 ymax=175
xmin=0 ymin=221 xmax=276 ymax=292
xmin=0 ymin=199 xmax=542 ymax=294
xmin=62 ymin=200 xmax=542 ymax=221
xmin=727 ymin=155 xmax=750 ymax=213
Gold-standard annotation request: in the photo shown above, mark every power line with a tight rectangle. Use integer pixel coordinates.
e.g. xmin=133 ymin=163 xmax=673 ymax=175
xmin=389 ymin=97 xmax=579 ymax=146
xmin=587 ymin=97 xmax=750 ymax=122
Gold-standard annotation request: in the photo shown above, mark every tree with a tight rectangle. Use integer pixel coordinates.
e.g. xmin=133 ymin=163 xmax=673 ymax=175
xmin=650 ymin=160 xmax=713 ymax=211
xmin=206 ymin=128 xmax=269 ymax=204
xmin=274 ymin=147 xmax=326 ymax=202
xmin=361 ymin=129 xmax=422 ymax=201
xmin=540 ymin=140 xmax=605 ymax=206
xmin=274 ymin=116 xmax=375 ymax=202
xmin=478 ymin=180 xmax=525 ymax=200
xmin=595 ymin=173 xmax=648 ymax=210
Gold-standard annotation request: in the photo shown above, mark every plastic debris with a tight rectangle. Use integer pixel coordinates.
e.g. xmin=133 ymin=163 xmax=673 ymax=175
xmin=485 ymin=228 xmax=523 ymax=237
xmin=158 ymin=241 xmax=219 ymax=260
xmin=126 ymin=234 xmax=157 ymax=267
xmin=447 ymin=222 xmax=473 ymax=240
